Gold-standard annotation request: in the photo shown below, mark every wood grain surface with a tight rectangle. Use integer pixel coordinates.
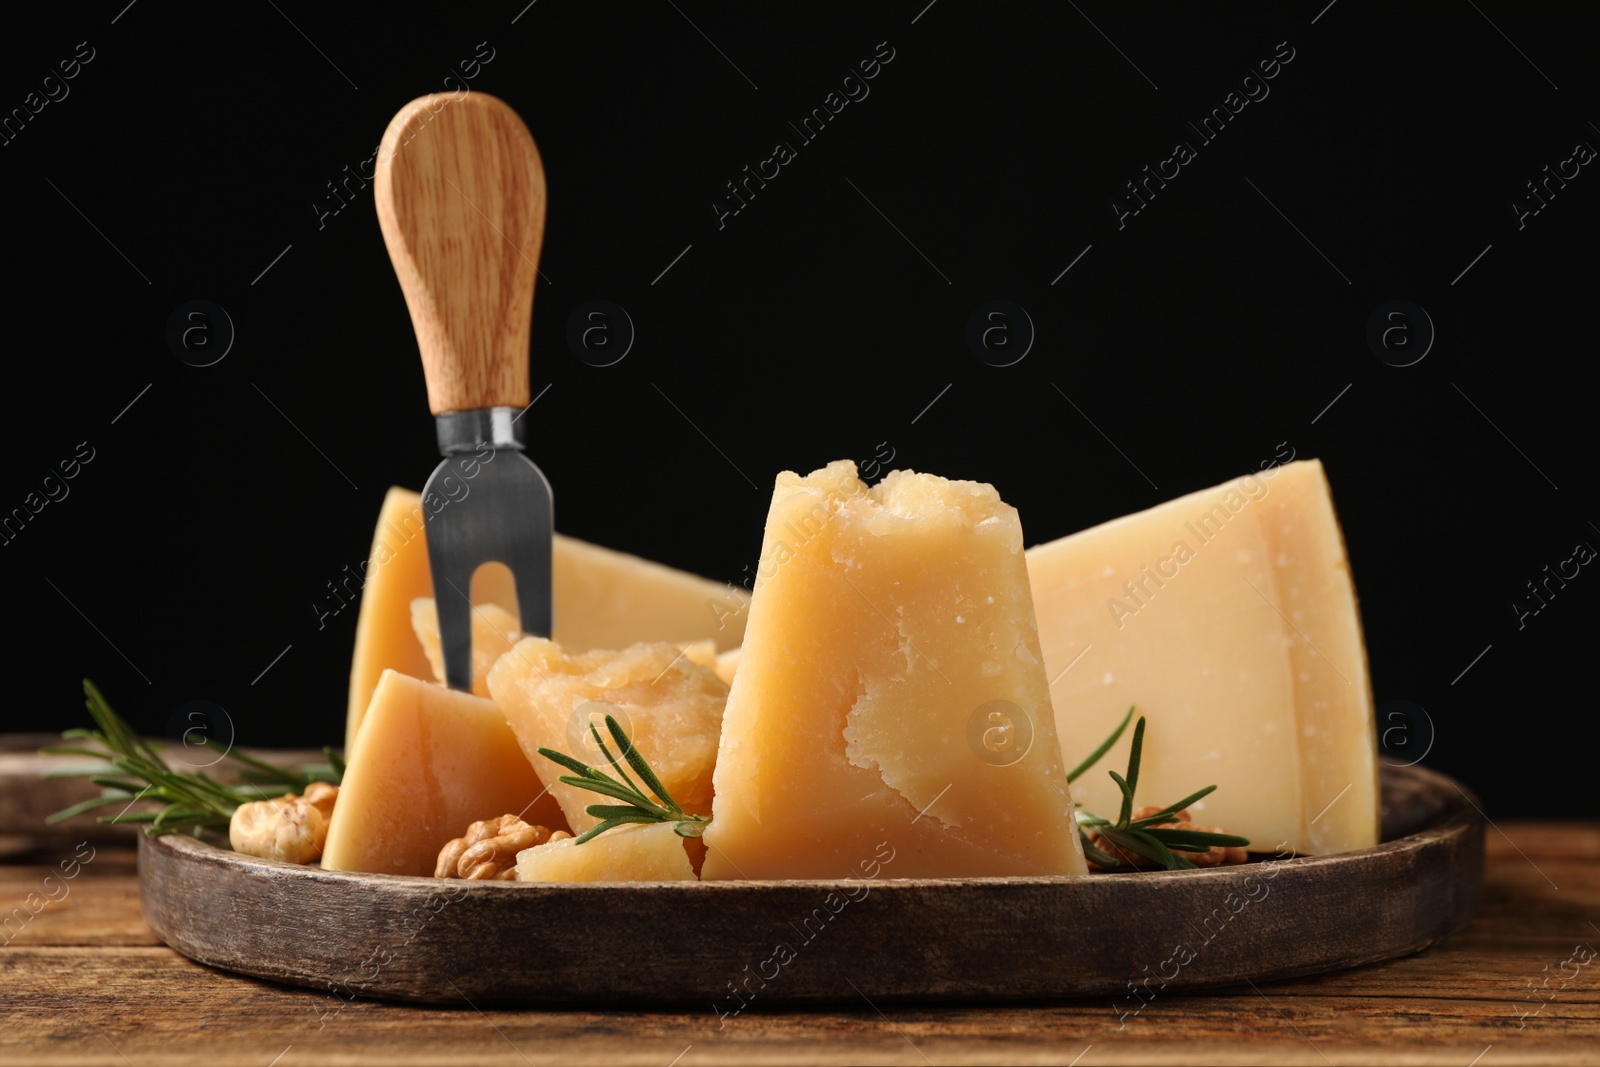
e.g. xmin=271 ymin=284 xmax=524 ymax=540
xmin=2 ymin=822 xmax=1596 ymax=1065
xmin=132 ymin=764 xmax=1485 ymax=1007
xmin=375 ymin=92 xmax=544 ymax=415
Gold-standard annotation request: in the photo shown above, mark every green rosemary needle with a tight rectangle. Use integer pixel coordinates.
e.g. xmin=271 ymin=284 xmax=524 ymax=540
xmin=1070 ymin=705 xmax=1250 ymax=871
xmin=42 ymin=680 xmax=343 ymax=837
xmin=537 ymin=713 xmax=710 ymax=845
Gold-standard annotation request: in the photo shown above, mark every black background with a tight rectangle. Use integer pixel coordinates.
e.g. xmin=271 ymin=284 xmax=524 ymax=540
xmin=2 ymin=2 xmax=1592 ymax=816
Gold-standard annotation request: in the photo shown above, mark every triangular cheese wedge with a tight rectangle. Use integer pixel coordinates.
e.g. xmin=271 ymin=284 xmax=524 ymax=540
xmin=345 ymin=487 xmax=749 ymax=753
xmin=701 ymin=461 xmax=1087 ymax=880
xmin=1026 ymin=459 xmax=1378 ymax=855
xmin=322 ymin=669 xmax=567 ymax=875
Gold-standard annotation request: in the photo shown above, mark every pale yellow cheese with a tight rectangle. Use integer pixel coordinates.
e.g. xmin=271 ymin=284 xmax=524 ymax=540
xmin=701 ymin=461 xmax=1087 ymax=880
xmin=412 ymin=600 xmax=719 ymax=699
xmin=681 ymin=639 xmax=718 ymax=669
xmin=552 ymin=538 xmax=747 ymax=654
xmin=411 ymin=598 xmax=522 ymax=697
xmin=322 ymin=669 xmax=568 ymax=875
xmin=1026 ymin=459 xmax=1378 ymax=855
xmin=346 ymin=487 xmax=750 ymax=754
xmin=345 ymin=489 xmax=498 ymax=754
xmin=487 ymin=639 xmax=729 ymax=834
xmin=712 ymin=647 xmax=740 ymax=687
xmin=515 ymin=822 xmax=697 ymax=882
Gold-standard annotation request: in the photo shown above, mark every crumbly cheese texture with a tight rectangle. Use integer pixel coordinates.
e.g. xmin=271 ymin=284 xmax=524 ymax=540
xmin=487 ymin=639 xmax=729 ymax=834
xmin=411 ymin=599 xmax=717 ymax=700
xmin=322 ymin=669 xmax=567 ymax=875
xmin=1026 ymin=459 xmax=1379 ymax=856
xmin=701 ymin=460 xmax=1087 ymax=880
xmin=516 ymin=822 xmax=697 ymax=883
xmin=346 ymin=487 xmax=749 ymax=754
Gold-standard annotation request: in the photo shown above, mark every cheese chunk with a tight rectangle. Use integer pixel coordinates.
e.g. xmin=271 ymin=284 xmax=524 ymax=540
xmin=712 ymin=647 xmax=740 ymax=687
xmin=411 ymin=598 xmax=522 ymax=697
xmin=323 ymin=670 xmax=567 ymax=875
xmin=412 ymin=600 xmax=720 ymax=699
xmin=345 ymin=489 xmax=498 ymax=753
xmin=553 ymin=538 xmax=747 ymax=654
xmin=681 ymin=639 xmax=718 ymax=669
xmin=516 ymin=822 xmax=697 ymax=882
xmin=701 ymin=461 xmax=1087 ymax=880
xmin=487 ymin=639 xmax=729 ymax=834
xmin=1026 ymin=459 xmax=1378 ymax=855
xmin=346 ymin=487 xmax=750 ymax=753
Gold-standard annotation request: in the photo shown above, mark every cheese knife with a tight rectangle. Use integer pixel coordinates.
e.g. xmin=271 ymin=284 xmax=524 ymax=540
xmin=374 ymin=92 xmax=552 ymax=690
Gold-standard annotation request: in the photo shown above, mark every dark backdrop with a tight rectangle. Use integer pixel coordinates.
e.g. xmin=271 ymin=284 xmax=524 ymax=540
xmin=2 ymin=2 xmax=1592 ymax=816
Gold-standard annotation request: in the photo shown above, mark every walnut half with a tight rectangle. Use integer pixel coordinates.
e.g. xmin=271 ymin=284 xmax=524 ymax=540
xmin=229 ymin=783 xmax=340 ymax=864
xmin=435 ymin=814 xmax=570 ymax=881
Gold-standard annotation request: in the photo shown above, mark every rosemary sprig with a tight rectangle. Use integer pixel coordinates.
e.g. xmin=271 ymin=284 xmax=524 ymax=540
xmin=1066 ymin=703 xmax=1135 ymax=784
xmin=537 ymin=714 xmax=709 ymax=845
xmin=1071 ymin=707 xmax=1250 ymax=871
xmin=42 ymin=680 xmax=343 ymax=837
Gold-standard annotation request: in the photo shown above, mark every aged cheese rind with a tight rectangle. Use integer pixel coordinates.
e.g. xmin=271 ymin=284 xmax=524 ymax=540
xmin=1026 ymin=459 xmax=1378 ymax=855
xmin=346 ymin=487 xmax=749 ymax=754
xmin=487 ymin=639 xmax=729 ymax=834
xmin=701 ymin=461 xmax=1087 ymax=880
xmin=322 ymin=669 xmax=567 ymax=875
xmin=1253 ymin=461 xmax=1379 ymax=854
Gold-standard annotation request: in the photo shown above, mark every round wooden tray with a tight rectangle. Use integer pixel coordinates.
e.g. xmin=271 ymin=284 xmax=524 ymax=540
xmin=138 ymin=762 xmax=1483 ymax=1007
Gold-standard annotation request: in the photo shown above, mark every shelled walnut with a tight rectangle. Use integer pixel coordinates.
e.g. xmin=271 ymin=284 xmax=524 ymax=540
xmin=1086 ymin=806 xmax=1249 ymax=871
xmin=435 ymin=814 xmax=570 ymax=881
xmin=229 ymin=783 xmax=341 ymax=864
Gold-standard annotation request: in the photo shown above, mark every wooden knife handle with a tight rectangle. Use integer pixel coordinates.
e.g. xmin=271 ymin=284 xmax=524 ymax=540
xmin=375 ymin=92 xmax=545 ymax=414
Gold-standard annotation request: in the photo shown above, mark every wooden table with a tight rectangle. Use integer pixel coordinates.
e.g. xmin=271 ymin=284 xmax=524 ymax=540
xmin=3 ymin=822 xmax=1596 ymax=1066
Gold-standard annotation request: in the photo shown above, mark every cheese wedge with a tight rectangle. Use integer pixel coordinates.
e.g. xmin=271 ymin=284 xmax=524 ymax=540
xmin=345 ymin=489 xmax=490 ymax=753
xmin=701 ymin=461 xmax=1087 ymax=880
xmin=516 ymin=822 xmax=698 ymax=882
xmin=712 ymin=647 xmax=740 ymax=687
xmin=487 ymin=639 xmax=729 ymax=834
xmin=411 ymin=598 xmax=522 ymax=697
xmin=346 ymin=487 xmax=750 ymax=753
xmin=322 ymin=670 xmax=568 ymax=875
xmin=681 ymin=639 xmax=718 ymax=669
xmin=1026 ymin=459 xmax=1378 ymax=855
xmin=552 ymin=538 xmax=747 ymax=654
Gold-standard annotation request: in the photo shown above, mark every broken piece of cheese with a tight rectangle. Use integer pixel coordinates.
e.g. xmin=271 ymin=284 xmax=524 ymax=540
xmin=701 ymin=461 xmax=1087 ymax=880
xmin=487 ymin=639 xmax=729 ymax=834
xmin=1026 ymin=459 xmax=1378 ymax=856
xmin=411 ymin=598 xmax=719 ymax=700
xmin=516 ymin=822 xmax=697 ymax=883
xmin=346 ymin=487 xmax=749 ymax=753
xmin=322 ymin=669 xmax=567 ymax=875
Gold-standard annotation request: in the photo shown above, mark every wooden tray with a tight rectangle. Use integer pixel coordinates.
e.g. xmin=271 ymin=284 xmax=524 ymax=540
xmin=136 ymin=762 xmax=1483 ymax=1006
